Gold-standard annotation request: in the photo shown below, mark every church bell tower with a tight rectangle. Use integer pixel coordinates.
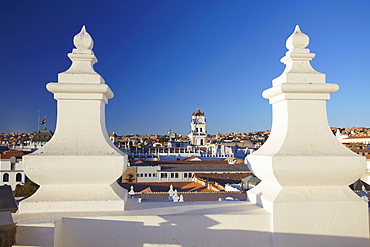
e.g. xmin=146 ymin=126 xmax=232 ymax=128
xmin=188 ymin=108 xmax=207 ymax=146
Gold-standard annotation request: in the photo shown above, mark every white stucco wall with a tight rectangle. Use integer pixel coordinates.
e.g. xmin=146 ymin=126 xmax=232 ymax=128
xmin=341 ymin=138 xmax=370 ymax=144
xmin=136 ymin=166 xmax=160 ymax=182
xmin=0 ymin=158 xmax=25 ymax=189
xmin=52 ymin=200 xmax=271 ymax=247
xmin=157 ymin=171 xmax=193 ymax=182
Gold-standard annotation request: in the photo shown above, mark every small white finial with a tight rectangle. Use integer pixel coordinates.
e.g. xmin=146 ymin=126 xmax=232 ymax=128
xmin=129 ymin=186 xmax=135 ymax=196
xmin=286 ymin=25 xmax=309 ymax=51
xmin=168 ymin=184 xmax=175 ymax=197
xmin=173 ymin=189 xmax=179 ymax=202
xmin=73 ymin=25 xmax=94 ymax=50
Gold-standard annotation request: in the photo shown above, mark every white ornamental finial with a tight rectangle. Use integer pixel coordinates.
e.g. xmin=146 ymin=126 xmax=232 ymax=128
xmin=286 ymin=25 xmax=309 ymax=51
xmin=179 ymin=194 xmax=184 ymax=202
xmin=173 ymin=189 xmax=179 ymax=202
xmin=168 ymin=184 xmax=175 ymax=197
xmin=129 ymin=186 xmax=135 ymax=196
xmin=73 ymin=25 xmax=94 ymax=50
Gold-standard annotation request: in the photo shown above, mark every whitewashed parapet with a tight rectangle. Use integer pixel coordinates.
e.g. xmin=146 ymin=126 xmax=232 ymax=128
xmin=247 ymin=25 xmax=369 ymax=247
xmin=19 ymin=26 xmax=128 ymax=213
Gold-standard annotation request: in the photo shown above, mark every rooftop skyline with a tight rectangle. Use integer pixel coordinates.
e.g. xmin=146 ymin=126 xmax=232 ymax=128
xmin=1 ymin=1 xmax=370 ymax=135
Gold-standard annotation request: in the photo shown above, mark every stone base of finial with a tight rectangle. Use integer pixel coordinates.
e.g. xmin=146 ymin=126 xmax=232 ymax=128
xmin=18 ymin=182 xmax=127 ymax=213
xmin=248 ymin=182 xmax=370 ymax=247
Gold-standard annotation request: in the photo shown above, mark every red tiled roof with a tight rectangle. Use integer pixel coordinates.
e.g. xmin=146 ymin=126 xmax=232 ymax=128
xmin=192 ymin=108 xmax=204 ymax=116
xmin=140 ymin=187 xmax=153 ymax=193
xmin=194 ymin=172 xmax=252 ymax=180
xmin=121 ymin=182 xmax=211 ymax=192
xmin=193 ymin=172 xmax=252 ymax=186
xmin=350 ymin=149 xmax=370 ymax=153
xmin=182 ymin=156 xmax=200 ymax=161
xmin=345 ymin=136 xmax=370 ymax=139
xmin=0 ymin=150 xmax=26 ymax=159
xmin=235 ymin=159 xmax=245 ymax=164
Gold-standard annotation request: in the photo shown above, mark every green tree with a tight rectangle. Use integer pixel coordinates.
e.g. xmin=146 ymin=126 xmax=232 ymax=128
xmin=159 ymin=136 xmax=167 ymax=145
xmin=14 ymin=180 xmax=39 ymax=197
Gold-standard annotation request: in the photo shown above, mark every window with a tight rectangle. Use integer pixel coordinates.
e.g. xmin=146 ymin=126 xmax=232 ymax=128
xmin=175 ymin=173 xmax=179 ymax=178
xmin=196 ymin=128 xmax=198 ymax=132
xmin=200 ymin=139 xmax=204 ymax=145
xmin=188 ymin=173 xmax=192 ymax=178
xmin=149 ymin=173 xmax=152 ymax=177
xmin=161 ymin=173 xmax=168 ymax=178
xmin=153 ymin=173 xmax=156 ymax=177
xmin=16 ymin=173 xmax=22 ymax=182
xmin=200 ymin=128 xmax=203 ymax=132
xmin=144 ymin=173 xmax=147 ymax=177
xmin=10 ymin=157 xmax=16 ymax=170
xmin=3 ymin=173 xmax=9 ymax=182
xmin=184 ymin=173 xmax=188 ymax=178
xmin=171 ymin=173 xmax=174 ymax=178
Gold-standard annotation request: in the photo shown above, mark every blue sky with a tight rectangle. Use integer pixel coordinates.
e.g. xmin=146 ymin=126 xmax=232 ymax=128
xmin=1 ymin=1 xmax=370 ymax=135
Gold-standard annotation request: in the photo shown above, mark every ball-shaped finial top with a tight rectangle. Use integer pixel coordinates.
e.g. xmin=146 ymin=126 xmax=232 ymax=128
xmin=286 ymin=25 xmax=309 ymax=50
xmin=73 ymin=25 xmax=94 ymax=50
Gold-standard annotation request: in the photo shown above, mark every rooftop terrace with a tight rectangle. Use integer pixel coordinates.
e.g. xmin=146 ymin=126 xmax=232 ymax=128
xmin=8 ymin=25 xmax=370 ymax=247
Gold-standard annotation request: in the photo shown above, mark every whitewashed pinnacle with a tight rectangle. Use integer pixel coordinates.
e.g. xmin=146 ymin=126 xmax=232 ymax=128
xmin=285 ymin=25 xmax=309 ymax=51
xmin=73 ymin=25 xmax=94 ymax=50
xmin=247 ymin=25 xmax=368 ymax=245
xmin=129 ymin=186 xmax=135 ymax=196
xmin=168 ymin=184 xmax=175 ymax=197
xmin=58 ymin=26 xmax=102 ymax=83
xmin=173 ymin=190 xmax=179 ymax=202
xmin=19 ymin=26 xmax=127 ymax=213
xmin=179 ymin=194 xmax=184 ymax=202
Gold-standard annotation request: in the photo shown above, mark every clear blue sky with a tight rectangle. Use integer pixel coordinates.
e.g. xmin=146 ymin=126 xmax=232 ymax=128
xmin=1 ymin=1 xmax=369 ymax=135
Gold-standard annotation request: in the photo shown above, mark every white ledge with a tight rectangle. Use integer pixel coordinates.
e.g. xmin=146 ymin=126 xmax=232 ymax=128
xmin=47 ymin=83 xmax=112 ymax=95
xmin=263 ymin=83 xmax=339 ymax=99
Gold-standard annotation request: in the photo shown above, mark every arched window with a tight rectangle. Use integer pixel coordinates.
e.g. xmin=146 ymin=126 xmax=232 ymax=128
xmin=16 ymin=173 xmax=22 ymax=182
xmin=3 ymin=173 xmax=9 ymax=182
xmin=10 ymin=156 xmax=16 ymax=170
xmin=200 ymin=139 xmax=204 ymax=145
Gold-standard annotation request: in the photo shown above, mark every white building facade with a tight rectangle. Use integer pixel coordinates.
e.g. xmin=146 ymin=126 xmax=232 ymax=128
xmin=0 ymin=151 xmax=26 ymax=190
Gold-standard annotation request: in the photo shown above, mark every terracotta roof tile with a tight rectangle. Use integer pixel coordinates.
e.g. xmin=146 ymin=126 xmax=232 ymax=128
xmin=0 ymin=150 xmax=26 ymax=159
xmin=140 ymin=187 xmax=153 ymax=193
xmin=120 ymin=182 xmax=210 ymax=192
xmin=193 ymin=172 xmax=252 ymax=186
xmin=345 ymin=136 xmax=370 ymax=139
xmin=192 ymin=108 xmax=204 ymax=116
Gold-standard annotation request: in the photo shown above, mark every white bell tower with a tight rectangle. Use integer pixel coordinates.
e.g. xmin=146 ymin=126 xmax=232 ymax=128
xmin=188 ymin=108 xmax=207 ymax=146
